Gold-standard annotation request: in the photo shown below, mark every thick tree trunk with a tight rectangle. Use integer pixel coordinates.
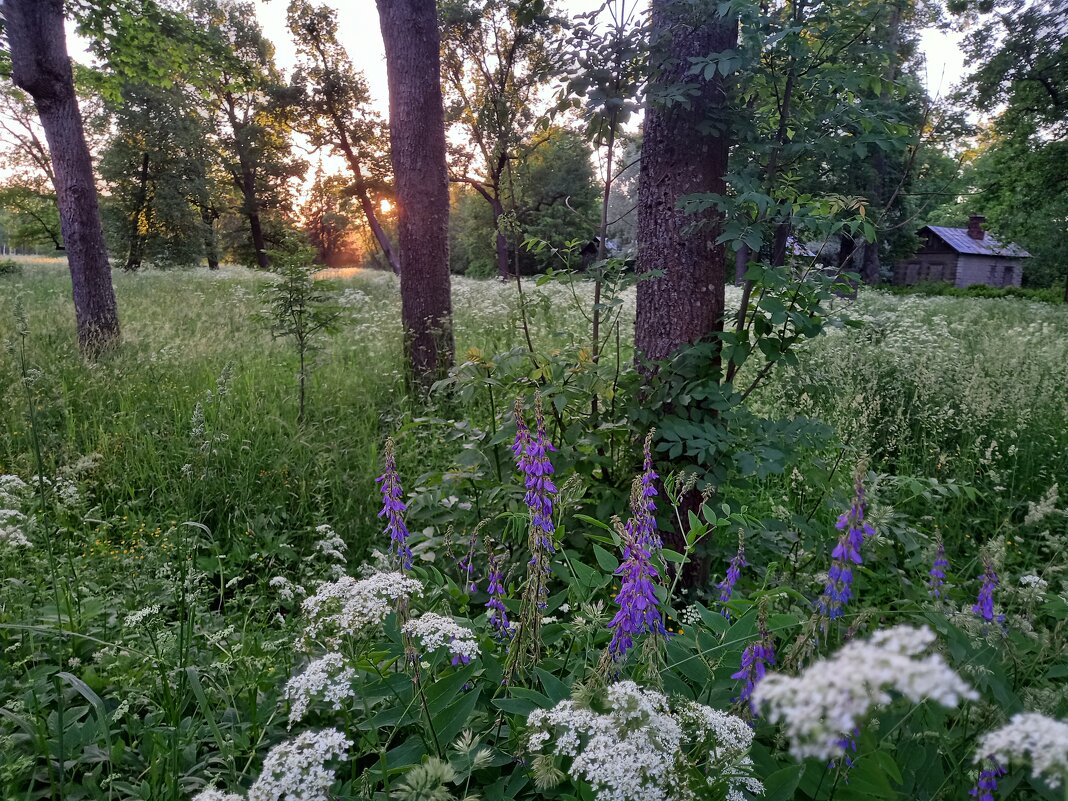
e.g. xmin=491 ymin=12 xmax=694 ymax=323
xmin=376 ymin=0 xmax=454 ymax=383
xmin=634 ymin=1 xmax=735 ymax=367
xmin=7 ymin=0 xmax=120 ymax=354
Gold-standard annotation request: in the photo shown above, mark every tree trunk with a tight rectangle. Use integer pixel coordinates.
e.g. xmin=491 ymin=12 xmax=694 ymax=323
xmin=376 ymin=0 xmax=455 ymax=383
xmin=335 ymin=133 xmax=400 ymax=273
xmin=201 ymin=207 xmax=220 ymax=270
xmin=7 ymin=0 xmax=120 ymax=354
xmin=490 ymin=196 xmax=510 ymax=280
xmin=238 ymin=160 xmax=270 ymax=270
xmin=125 ymin=152 xmax=151 ymax=272
xmin=634 ymin=1 xmax=735 ymax=367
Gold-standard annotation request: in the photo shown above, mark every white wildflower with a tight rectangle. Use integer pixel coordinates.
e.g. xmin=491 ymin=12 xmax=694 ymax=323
xmin=1024 ymin=484 xmax=1061 ymax=526
xmin=192 ymin=789 xmax=244 ymax=801
xmin=402 ymin=612 xmax=480 ymax=664
xmin=283 ymin=653 xmax=356 ymax=727
xmin=527 ymin=680 xmax=761 ymax=801
xmin=300 ymin=572 xmax=421 ymax=649
xmin=0 ymin=509 xmax=31 ymax=549
xmin=123 ymin=605 xmax=161 ymax=628
xmin=0 ymin=475 xmax=28 ymax=507
xmin=269 ymin=576 xmax=304 ymax=603
xmin=753 ymin=624 xmax=977 ymax=760
xmin=1019 ymin=574 xmax=1048 ymax=593
xmin=313 ymin=524 xmax=346 ymax=563
xmin=977 ymin=713 xmax=1068 ymax=788
xmin=247 ymin=728 xmax=352 ymax=801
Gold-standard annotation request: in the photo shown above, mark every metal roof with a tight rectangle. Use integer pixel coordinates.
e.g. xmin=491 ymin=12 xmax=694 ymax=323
xmin=923 ymin=225 xmax=1031 ymax=258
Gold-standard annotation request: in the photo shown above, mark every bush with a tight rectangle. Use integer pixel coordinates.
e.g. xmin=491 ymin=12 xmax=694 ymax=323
xmin=885 ymin=280 xmax=1064 ymax=303
xmin=0 ymin=258 xmax=22 ymax=276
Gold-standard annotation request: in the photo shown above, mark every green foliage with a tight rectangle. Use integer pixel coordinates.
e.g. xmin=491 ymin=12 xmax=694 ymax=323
xmin=0 ymin=258 xmax=22 ymax=276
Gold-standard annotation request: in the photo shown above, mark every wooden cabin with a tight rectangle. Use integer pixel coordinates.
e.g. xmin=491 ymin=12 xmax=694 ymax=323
xmin=894 ymin=215 xmax=1030 ymax=288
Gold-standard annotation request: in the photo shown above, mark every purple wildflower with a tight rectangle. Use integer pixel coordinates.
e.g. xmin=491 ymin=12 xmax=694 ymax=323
xmin=628 ymin=431 xmax=659 ymax=548
xmin=820 ymin=473 xmax=874 ymax=620
xmin=970 ymin=761 xmax=1006 ymax=801
xmin=514 ymin=397 xmax=557 ymax=553
xmin=731 ymin=621 xmax=775 ymax=710
xmin=376 ymin=438 xmax=412 ymax=570
xmin=717 ymin=542 xmax=747 ymax=617
xmin=928 ymin=541 xmax=948 ymax=598
xmin=972 ymin=556 xmax=999 ymax=622
xmin=609 ymin=492 xmax=667 ymax=660
xmin=485 ymin=557 xmax=514 ymax=638
xmin=458 ymin=531 xmax=479 ymax=593
xmin=450 ymin=646 xmax=472 ymax=667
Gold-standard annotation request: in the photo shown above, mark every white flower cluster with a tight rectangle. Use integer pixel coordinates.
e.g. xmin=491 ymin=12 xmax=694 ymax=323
xmin=0 ymin=475 xmax=30 ymax=549
xmin=192 ymin=790 xmax=244 ymax=801
xmin=675 ymin=703 xmax=764 ymax=801
xmin=0 ymin=508 xmax=31 ymax=549
xmin=269 ymin=575 xmax=305 ymax=603
xmin=527 ymin=681 xmax=760 ymax=801
xmin=753 ymin=625 xmax=977 ymax=760
xmin=1023 ymin=484 xmax=1061 ymax=526
xmin=123 ymin=605 xmax=161 ymax=628
xmin=247 ymin=728 xmax=352 ymax=801
xmin=977 ymin=713 xmax=1068 ymax=788
xmin=402 ymin=613 xmax=480 ymax=663
xmin=284 ymin=652 xmax=356 ymax=727
xmin=300 ymin=572 xmax=421 ymax=649
xmin=312 ymin=525 xmax=347 ymax=579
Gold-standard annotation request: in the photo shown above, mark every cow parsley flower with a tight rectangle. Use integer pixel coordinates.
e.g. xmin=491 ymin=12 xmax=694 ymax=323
xmin=753 ymin=624 xmax=977 ymax=760
xmin=403 ymin=612 xmax=480 ymax=666
xmin=0 ymin=475 xmax=28 ymax=508
xmin=819 ymin=474 xmax=874 ymax=620
xmin=976 ymin=713 xmax=1068 ymax=788
xmin=0 ymin=509 xmax=30 ymax=549
xmin=247 ymin=728 xmax=352 ymax=801
xmin=192 ymin=788 xmax=244 ymax=801
xmin=283 ymin=653 xmax=356 ymax=726
xmin=928 ymin=540 xmax=948 ymax=598
xmin=527 ymin=681 xmax=760 ymax=801
xmin=376 ymin=438 xmax=413 ymax=570
xmin=300 ymin=572 xmax=421 ymax=649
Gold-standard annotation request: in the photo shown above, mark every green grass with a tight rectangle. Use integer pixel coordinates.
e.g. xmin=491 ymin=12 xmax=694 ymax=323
xmin=2 ymin=259 xmax=1067 ymax=800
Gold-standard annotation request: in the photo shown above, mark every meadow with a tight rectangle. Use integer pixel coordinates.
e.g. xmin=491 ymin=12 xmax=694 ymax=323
xmin=1 ymin=259 xmax=1067 ymax=801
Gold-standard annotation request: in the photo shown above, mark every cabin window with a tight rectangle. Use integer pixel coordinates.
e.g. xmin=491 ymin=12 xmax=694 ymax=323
xmin=1002 ymin=265 xmax=1013 ymax=287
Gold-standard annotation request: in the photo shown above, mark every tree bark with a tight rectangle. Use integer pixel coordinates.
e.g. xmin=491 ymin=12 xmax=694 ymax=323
xmin=238 ymin=159 xmax=270 ymax=270
xmin=376 ymin=0 xmax=455 ymax=383
xmin=7 ymin=0 xmax=120 ymax=354
xmin=634 ymin=1 xmax=735 ymax=367
xmin=201 ymin=207 xmax=220 ymax=270
xmin=125 ymin=152 xmax=151 ymax=271
xmin=490 ymin=195 xmax=510 ymax=280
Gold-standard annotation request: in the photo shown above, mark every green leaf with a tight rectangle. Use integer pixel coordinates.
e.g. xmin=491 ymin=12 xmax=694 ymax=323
xmin=432 ymin=687 xmax=481 ymax=745
xmin=592 ymin=543 xmax=619 ymax=573
xmin=535 ymin=668 xmax=570 ymax=703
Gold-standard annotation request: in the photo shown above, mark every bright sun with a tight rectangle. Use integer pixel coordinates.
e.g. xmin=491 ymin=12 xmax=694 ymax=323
xmin=380 ymin=199 xmax=393 ymax=214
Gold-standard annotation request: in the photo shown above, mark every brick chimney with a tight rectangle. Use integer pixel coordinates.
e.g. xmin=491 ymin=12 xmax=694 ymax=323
xmin=968 ymin=214 xmax=986 ymax=240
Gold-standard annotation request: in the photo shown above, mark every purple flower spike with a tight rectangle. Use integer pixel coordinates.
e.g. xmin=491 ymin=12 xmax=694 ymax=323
xmin=485 ymin=557 xmax=514 ymax=638
xmin=731 ymin=621 xmax=775 ymax=710
xmin=970 ymin=761 xmax=1006 ymax=801
xmin=514 ymin=397 xmax=557 ymax=553
xmin=376 ymin=438 xmax=413 ymax=571
xmin=820 ymin=472 xmax=874 ymax=620
xmin=629 ymin=431 xmax=660 ymax=548
xmin=609 ymin=481 xmax=667 ymax=660
xmin=972 ymin=556 xmax=999 ymax=622
xmin=928 ymin=541 xmax=948 ymax=598
xmin=717 ymin=543 xmax=747 ymax=617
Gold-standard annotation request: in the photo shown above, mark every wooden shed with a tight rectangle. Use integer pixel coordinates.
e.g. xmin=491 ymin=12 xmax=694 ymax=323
xmin=893 ymin=215 xmax=1030 ymax=288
